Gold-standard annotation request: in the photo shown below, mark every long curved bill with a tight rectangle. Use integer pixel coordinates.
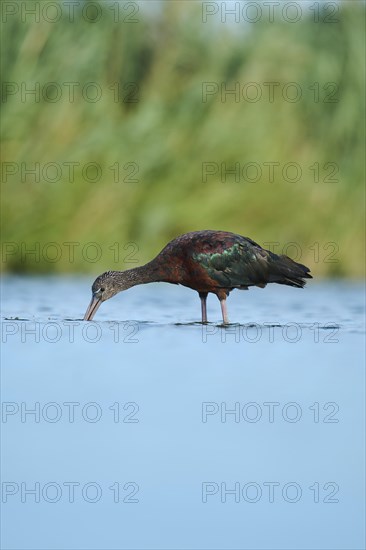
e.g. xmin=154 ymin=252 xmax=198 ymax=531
xmin=83 ymin=294 xmax=102 ymax=321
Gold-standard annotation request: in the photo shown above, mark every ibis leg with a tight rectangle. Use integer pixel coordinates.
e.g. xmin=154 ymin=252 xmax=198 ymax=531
xmin=199 ymin=292 xmax=208 ymax=323
xmin=220 ymin=297 xmax=229 ymax=324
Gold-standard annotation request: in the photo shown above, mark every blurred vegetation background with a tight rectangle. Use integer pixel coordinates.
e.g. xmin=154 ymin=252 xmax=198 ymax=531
xmin=1 ymin=0 xmax=364 ymax=276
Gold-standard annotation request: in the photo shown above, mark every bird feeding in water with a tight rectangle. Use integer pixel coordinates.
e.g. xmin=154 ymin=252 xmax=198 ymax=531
xmin=84 ymin=230 xmax=312 ymax=324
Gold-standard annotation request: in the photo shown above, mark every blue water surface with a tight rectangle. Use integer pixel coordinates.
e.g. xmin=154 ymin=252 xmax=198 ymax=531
xmin=1 ymin=276 xmax=365 ymax=550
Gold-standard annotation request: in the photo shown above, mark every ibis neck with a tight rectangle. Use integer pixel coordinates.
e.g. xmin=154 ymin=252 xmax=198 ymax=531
xmin=113 ymin=259 xmax=168 ymax=289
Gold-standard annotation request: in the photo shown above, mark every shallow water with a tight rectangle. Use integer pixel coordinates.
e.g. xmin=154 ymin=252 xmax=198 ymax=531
xmin=1 ymin=276 xmax=365 ymax=550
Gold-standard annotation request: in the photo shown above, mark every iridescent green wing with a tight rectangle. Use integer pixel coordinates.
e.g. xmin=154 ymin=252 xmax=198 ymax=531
xmin=192 ymin=237 xmax=270 ymax=288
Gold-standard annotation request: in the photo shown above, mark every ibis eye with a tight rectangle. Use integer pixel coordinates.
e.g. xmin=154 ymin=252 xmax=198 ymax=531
xmin=100 ymin=287 xmax=105 ymax=292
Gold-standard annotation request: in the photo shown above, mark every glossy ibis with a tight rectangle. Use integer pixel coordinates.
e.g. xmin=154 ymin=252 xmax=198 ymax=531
xmin=83 ymin=230 xmax=312 ymax=324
